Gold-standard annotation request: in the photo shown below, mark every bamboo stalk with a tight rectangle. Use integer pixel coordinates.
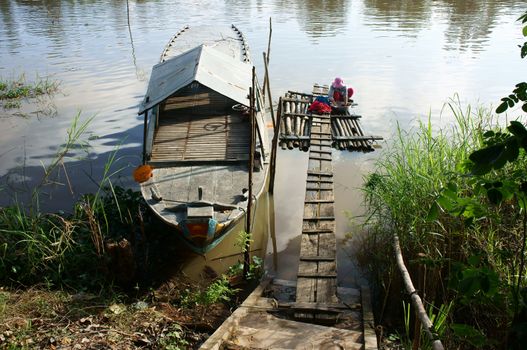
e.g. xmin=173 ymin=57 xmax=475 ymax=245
xmin=142 ymin=110 xmax=148 ymax=163
xmin=351 ymin=117 xmax=370 ymax=151
xmin=342 ymin=117 xmax=358 ymax=150
xmin=293 ymin=103 xmax=301 ymax=148
xmin=333 ymin=118 xmax=346 ymax=150
xmin=393 ymin=234 xmax=444 ymax=350
xmin=270 ymin=96 xmax=282 ymax=193
xmin=263 ymin=52 xmax=275 ymax=130
xmin=279 ymin=105 xmax=287 ymax=150
xmin=284 ymin=96 xmax=294 ymax=149
xmin=262 ymin=17 xmax=272 ymax=104
xmin=244 ymin=79 xmax=256 ymax=279
xmin=301 ymin=117 xmax=310 ymax=151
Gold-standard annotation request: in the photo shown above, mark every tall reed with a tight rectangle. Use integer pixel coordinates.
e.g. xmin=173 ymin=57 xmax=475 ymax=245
xmin=0 ymin=113 xmax=136 ymax=290
xmin=361 ymin=98 xmax=520 ymax=347
xmin=363 ymin=98 xmax=492 ymax=256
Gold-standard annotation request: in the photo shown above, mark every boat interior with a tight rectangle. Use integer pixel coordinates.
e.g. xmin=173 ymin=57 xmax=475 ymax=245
xmin=150 ymin=84 xmax=251 ymax=163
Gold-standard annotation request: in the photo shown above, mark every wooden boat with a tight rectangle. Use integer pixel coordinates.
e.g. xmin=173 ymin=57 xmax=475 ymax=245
xmin=137 ymin=25 xmax=270 ymax=254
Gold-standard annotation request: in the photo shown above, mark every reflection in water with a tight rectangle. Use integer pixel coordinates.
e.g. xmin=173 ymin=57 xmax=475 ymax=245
xmin=362 ymin=0 xmax=523 ymax=52
xmin=439 ymin=0 xmax=513 ymax=53
xmin=126 ymin=0 xmax=139 ymax=77
xmin=362 ymin=0 xmax=433 ymax=36
xmin=274 ymin=0 xmax=350 ymax=38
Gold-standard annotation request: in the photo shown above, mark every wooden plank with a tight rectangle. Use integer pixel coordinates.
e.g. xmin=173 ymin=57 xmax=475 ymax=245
xmin=302 ymin=228 xmax=333 ymax=234
xmin=306 ymin=179 xmax=333 ymax=183
xmin=298 ymin=273 xmax=337 ymax=278
xmin=303 ymin=216 xmax=335 ymax=221
xmin=299 ymin=256 xmax=335 ymax=262
xmin=279 ymin=301 xmax=360 ymax=312
xmin=306 ymin=170 xmax=333 ymax=177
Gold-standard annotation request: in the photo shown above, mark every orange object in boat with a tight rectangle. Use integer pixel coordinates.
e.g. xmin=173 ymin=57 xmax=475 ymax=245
xmin=133 ymin=165 xmax=153 ymax=183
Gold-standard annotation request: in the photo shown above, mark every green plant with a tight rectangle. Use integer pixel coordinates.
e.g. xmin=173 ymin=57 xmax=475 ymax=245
xmin=361 ymin=98 xmax=521 ymax=347
xmin=228 ymin=255 xmax=263 ymax=281
xmin=180 ymin=275 xmax=238 ymax=308
xmin=3 ymin=100 xmax=21 ymax=109
xmin=0 ymin=74 xmax=58 ymax=101
xmin=199 ymin=275 xmax=237 ymax=305
xmin=235 ymin=230 xmax=253 ymax=253
xmin=159 ymin=323 xmax=189 ymax=350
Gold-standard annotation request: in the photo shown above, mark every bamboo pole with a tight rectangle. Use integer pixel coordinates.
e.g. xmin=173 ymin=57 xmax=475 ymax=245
xmin=301 ymin=117 xmax=310 ymax=151
xmin=269 ymin=96 xmax=282 ymax=194
xmin=262 ymin=17 xmax=272 ymax=104
xmin=244 ymin=72 xmax=256 ymax=279
xmin=393 ymin=234 xmax=444 ymax=350
xmin=342 ymin=117 xmax=358 ymax=150
xmin=142 ymin=110 xmax=148 ymax=164
xmin=279 ymin=100 xmax=287 ymax=150
xmin=263 ymin=52 xmax=275 ymax=130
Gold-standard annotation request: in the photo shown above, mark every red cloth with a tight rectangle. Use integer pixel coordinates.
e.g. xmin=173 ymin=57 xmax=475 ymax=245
xmin=333 ymin=90 xmax=344 ymax=102
xmin=333 ymin=88 xmax=354 ymax=102
xmin=308 ymin=100 xmax=332 ymax=114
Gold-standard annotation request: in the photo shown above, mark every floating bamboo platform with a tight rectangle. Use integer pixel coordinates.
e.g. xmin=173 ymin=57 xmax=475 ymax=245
xmin=278 ymin=84 xmax=382 ymax=152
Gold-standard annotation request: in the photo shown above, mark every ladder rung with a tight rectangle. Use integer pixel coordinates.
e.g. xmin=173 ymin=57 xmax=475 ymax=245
xmin=299 ymin=256 xmax=335 ymax=262
xmin=306 ymin=179 xmax=333 ymax=183
xmin=304 ymin=199 xmax=334 ymax=203
xmin=309 ymin=156 xmax=332 ymax=161
xmin=297 ymin=273 xmax=337 ymax=278
xmin=280 ymin=301 xmax=355 ymax=311
xmin=305 ymin=187 xmax=333 ymax=191
xmin=302 ymin=228 xmax=333 ymax=234
xmin=309 ymin=150 xmax=332 ymax=155
xmin=303 ymin=216 xmax=335 ymax=221
xmin=307 ymin=171 xmax=333 ymax=176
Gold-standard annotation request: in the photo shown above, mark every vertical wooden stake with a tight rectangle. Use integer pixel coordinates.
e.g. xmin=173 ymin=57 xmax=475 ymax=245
xmin=263 ymin=52 xmax=275 ymax=130
xmin=262 ymin=17 xmax=272 ymax=104
xmin=244 ymin=69 xmax=256 ymax=279
xmin=269 ymin=97 xmax=282 ymax=194
xmin=142 ymin=110 xmax=148 ymax=164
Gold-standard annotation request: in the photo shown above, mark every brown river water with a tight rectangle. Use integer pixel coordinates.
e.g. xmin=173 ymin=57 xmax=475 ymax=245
xmin=0 ymin=0 xmax=525 ymax=286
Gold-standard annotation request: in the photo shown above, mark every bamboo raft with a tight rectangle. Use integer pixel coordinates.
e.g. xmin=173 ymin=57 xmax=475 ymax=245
xmin=278 ymin=84 xmax=382 ymax=152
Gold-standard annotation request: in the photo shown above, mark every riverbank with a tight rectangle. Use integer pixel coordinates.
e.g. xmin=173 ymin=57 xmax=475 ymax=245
xmin=0 ymin=183 xmax=262 ymax=349
xmin=360 ymin=99 xmax=527 ymax=349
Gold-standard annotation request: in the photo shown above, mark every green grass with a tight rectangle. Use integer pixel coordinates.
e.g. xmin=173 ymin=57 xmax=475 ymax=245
xmin=0 ymin=74 xmax=59 ymax=109
xmin=361 ymin=98 xmax=524 ymax=348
